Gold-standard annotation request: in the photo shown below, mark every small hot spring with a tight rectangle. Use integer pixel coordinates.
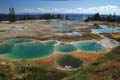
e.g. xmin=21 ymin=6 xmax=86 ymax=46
xmin=44 ymin=40 xmax=57 ymax=46
xmin=55 ymin=43 xmax=77 ymax=53
xmin=74 ymin=42 xmax=106 ymax=52
xmin=0 ymin=38 xmax=55 ymax=59
xmin=56 ymin=55 xmax=84 ymax=69
xmin=5 ymin=38 xmax=32 ymax=45
xmin=52 ymin=26 xmax=74 ymax=31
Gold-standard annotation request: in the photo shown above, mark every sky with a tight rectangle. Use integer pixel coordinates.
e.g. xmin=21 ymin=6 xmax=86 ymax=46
xmin=0 ymin=0 xmax=120 ymax=15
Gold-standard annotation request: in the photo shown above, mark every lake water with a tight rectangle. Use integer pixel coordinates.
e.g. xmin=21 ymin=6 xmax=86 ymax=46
xmin=5 ymin=38 xmax=32 ymax=45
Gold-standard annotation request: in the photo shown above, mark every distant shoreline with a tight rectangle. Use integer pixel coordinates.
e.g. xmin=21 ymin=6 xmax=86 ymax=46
xmin=1 ymin=13 xmax=120 ymax=21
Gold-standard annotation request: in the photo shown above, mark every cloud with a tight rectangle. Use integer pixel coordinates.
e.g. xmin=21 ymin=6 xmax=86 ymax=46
xmin=16 ymin=5 xmax=120 ymax=15
xmin=86 ymin=5 xmax=120 ymax=14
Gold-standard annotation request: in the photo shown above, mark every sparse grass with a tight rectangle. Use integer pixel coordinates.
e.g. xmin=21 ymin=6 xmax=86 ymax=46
xmin=0 ymin=46 xmax=119 ymax=80
xmin=0 ymin=60 xmax=71 ymax=80
xmin=0 ymin=47 xmax=120 ymax=80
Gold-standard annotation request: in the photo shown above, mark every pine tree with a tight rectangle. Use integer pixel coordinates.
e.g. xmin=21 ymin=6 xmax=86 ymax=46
xmin=106 ymin=14 xmax=112 ymax=22
xmin=93 ymin=13 xmax=101 ymax=21
xmin=9 ymin=8 xmax=16 ymax=22
xmin=57 ymin=14 xmax=61 ymax=19
xmin=113 ymin=13 xmax=116 ymax=22
xmin=0 ymin=14 xmax=2 ymax=22
xmin=65 ymin=15 xmax=69 ymax=20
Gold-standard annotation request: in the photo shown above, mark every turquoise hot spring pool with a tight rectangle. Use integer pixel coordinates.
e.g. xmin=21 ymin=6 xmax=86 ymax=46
xmin=74 ymin=42 xmax=106 ymax=52
xmin=0 ymin=38 xmax=107 ymax=59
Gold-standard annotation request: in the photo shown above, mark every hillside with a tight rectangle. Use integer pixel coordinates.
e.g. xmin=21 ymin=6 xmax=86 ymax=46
xmin=69 ymin=46 xmax=120 ymax=80
xmin=0 ymin=46 xmax=119 ymax=80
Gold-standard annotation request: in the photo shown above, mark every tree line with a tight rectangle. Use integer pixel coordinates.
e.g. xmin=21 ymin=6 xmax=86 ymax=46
xmin=0 ymin=8 xmax=16 ymax=23
xmin=40 ymin=14 xmax=69 ymax=20
xmin=0 ymin=8 xmax=120 ymax=23
xmin=85 ymin=12 xmax=120 ymax=23
xmin=0 ymin=8 xmax=69 ymax=23
xmin=21 ymin=13 xmax=69 ymax=20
